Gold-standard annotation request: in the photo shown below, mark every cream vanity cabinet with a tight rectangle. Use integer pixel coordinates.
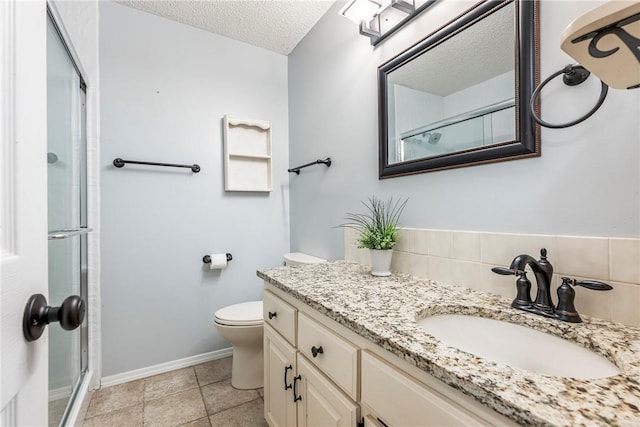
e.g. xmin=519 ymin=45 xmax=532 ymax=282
xmin=263 ymin=286 xmax=516 ymax=427
xmin=264 ymin=291 xmax=359 ymax=427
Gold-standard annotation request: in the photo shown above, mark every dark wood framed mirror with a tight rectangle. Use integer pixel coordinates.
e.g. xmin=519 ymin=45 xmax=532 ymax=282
xmin=378 ymin=0 xmax=540 ymax=178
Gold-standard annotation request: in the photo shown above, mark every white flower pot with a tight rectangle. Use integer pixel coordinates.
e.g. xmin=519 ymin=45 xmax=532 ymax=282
xmin=370 ymin=249 xmax=393 ymax=277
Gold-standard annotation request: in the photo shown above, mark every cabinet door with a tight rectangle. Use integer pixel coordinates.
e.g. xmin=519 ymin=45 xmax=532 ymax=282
xmin=362 ymin=351 xmax=485 ymax=426
xmin=265 ymin=325 xmax=297 ymax=427
xmin=295 ymin=356 xmax=359 ymax=427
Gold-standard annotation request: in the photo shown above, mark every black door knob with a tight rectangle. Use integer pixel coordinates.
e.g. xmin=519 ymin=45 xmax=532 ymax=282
xmin=23 ymin=294 xmax=86 ymax=342
xmin=268 ymin=311 xmax=277 ymax=319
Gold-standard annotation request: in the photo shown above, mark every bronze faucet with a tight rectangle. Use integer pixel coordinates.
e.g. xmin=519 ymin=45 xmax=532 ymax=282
xmin=492 ymin=248 xmax=612 ymax=323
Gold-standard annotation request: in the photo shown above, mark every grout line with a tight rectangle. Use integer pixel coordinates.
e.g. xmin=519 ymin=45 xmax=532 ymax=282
xmin=207 ymin=395 xmax=263 ymax=417
xmin=141 ymin=387 xmax=146 ymax=427
xmin=83 ymin=402 xmax=143 ymax=422
xmin=83 ymin=395 xmax=141 ymax=420
xmin=142 ymin=373 xmax=201 ymax=403
xmin=197 ymin=377 xmax=209 ymax=421
xmin=196 ymin=375 xmax=233 ymax=390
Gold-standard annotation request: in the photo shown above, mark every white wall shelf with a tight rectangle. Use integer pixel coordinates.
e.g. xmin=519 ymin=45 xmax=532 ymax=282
xmin=223 ymin=115 xmax=272 ymax=192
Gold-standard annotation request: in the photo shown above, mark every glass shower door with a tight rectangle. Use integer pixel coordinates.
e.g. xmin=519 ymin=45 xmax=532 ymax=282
xmin=46 ymin=12 xmax=88 ymax=427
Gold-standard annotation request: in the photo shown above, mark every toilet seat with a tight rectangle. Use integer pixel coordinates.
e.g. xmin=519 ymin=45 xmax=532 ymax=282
xmin=214 ymin=301 xmax=263 ymax=326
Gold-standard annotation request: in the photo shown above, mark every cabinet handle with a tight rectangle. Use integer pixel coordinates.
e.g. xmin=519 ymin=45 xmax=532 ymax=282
xmin=268 ymin=311 xmax=277 ymax=319
xmin=292 ymin=374 xmax=302 ymax=402
xmin=311 ymin=345 xmax=324 ymax=358
xmin=377 ymin=417 xmax=390 ymax=427
xmin=283 ymin=364 xmax=293 ymax=390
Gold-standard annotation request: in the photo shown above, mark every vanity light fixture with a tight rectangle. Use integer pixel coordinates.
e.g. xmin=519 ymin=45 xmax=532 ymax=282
xmin=339 ymin=0 xmax=383 ymax=24
xmin=339 ymin=0 xmax=436 ymax=45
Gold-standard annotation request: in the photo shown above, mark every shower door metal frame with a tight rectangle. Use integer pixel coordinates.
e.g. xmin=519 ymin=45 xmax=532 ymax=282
xmin=46 ymin=3 xmax=90 ymax=426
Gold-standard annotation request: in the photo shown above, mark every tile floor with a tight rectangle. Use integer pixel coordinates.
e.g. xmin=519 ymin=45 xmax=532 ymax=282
xmin=83 ymin=357 xmax=267 ymax=427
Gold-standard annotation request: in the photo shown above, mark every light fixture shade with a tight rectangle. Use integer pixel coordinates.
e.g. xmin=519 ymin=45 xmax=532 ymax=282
xmin=339 ymin=0 xmax=383 ymax=24
xmin=339 ymin=0 xmax=437 ymax=45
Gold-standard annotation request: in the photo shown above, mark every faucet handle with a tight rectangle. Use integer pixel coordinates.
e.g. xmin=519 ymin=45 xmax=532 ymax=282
xmin=556 ymin=277 xmax=613 ymax=323
xmin=491 ymin=267 xmax=525 ymax=276
xmin=573 ymin=279 xmax=613 ymax=291
xmin=513 ymin=272 xmax=533 ymax=309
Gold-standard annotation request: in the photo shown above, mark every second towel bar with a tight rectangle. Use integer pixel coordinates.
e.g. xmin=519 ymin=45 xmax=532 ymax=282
xmin=288 ymin=158 xmax=332 ymax=175
xmin=113 ymin=158 xmax=201 ymax=173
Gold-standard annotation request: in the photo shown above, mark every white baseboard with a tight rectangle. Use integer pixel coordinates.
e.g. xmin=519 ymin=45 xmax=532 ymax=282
xmin=99 ymin=348 xmax=233 ymax=388
xmin=49 ymin=385 xmax=72 ymax=402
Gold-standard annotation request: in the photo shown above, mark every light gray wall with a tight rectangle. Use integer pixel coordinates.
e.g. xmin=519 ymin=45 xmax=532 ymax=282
xmin=289 ymin=0 xmax=640 ymax=260
xmin=100 ymin=2 xmax=289 ymax=377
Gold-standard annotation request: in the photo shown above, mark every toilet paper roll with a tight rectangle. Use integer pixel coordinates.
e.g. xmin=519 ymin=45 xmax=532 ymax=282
xmin=208 ymin=253 xmax=228 ymax=270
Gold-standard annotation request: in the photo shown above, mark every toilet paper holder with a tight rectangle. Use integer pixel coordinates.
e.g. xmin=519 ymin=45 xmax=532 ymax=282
xmin=203 ymin=253 xmax=233 ymax=264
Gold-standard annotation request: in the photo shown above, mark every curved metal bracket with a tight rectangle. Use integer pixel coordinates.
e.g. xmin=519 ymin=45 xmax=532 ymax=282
xmin=530 ymin=64 xmax=609 ymax=129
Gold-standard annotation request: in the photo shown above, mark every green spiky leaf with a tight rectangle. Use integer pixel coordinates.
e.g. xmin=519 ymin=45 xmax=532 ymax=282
xmin=340 ymin=196 xmax=408 ymax=250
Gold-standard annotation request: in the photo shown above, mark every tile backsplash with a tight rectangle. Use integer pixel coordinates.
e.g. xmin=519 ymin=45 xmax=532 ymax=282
xmin=344 ymin=228 xmax=640 ymax=328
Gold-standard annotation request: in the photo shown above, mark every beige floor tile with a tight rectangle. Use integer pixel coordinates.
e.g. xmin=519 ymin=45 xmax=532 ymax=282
xmin=144 ymin=367 xmax=199 ymax=401
xmin=86 ymin=379 xmax=145 ymax=418
xmin=84 ymin=404 xmax=143 ymax=427
xmin=201 ymin=379 xmax=259 ymax=415
xmin=144 ymin=388 xmax=206 ymax=427
xmin=49 ymin=397 xmax=68 ymax=427
xmin=177 ymin=417 xmax=212 ymax=427
xmin=208 ymin=398 xmax=267 ymax=427
xmin=194 ymin=358 xmax=232 ymax=387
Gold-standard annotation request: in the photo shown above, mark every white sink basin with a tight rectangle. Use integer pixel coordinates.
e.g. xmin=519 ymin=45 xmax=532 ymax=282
xmin=417 ymin=314 xmax=620 ymax=379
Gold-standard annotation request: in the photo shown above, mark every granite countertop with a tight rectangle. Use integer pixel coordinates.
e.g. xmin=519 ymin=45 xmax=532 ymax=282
xmin=257 ymin=261 xmax=640 ymax=427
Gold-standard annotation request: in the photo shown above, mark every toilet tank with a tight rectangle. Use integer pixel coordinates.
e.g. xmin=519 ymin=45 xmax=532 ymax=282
xmin=284 ymin=252 xmax=326 ymax=267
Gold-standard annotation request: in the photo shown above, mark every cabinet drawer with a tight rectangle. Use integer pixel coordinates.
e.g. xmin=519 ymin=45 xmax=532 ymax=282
xmin=362 ymin=351 xmax=486 ymax=426
xmin=264 ymin=291 xmax=296 ymax=345
xmin=297 ymin=313 xmax=358 ymax=399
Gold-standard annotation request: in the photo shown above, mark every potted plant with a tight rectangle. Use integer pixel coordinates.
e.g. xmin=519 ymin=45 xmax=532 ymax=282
xmin=342 ymin=196 xmax=408 ymax=276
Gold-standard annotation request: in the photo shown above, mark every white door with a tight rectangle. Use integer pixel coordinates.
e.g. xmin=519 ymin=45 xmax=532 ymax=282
xmin=1 ymin=0 xmax=49 ymax=425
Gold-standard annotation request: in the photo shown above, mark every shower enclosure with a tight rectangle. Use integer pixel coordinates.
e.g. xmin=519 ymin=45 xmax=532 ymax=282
xmin=46 ymin=9 xmax=89 ymax=426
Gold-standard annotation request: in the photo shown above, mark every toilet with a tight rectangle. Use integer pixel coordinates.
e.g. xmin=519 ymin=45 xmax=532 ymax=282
xmin=283 ymin=252 xmax=326 ymax=266
xmin=214 ymin=301 xmax=264 ymax=389
xmin=214 ymin=253 xmax=326 ymax=390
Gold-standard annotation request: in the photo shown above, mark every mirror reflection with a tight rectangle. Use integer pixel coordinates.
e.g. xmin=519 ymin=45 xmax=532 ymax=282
xmin=388 ymin=2 xmax=515 ymax=164
xmin=379 ymin=0 xmax=539 ymax=177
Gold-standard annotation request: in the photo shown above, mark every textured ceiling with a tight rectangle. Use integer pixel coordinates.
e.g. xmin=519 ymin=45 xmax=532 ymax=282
xmin=389 ymin=2 xmax=515 ymax=96
xmin=115 ymin=0 xmax=335 ymax=55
